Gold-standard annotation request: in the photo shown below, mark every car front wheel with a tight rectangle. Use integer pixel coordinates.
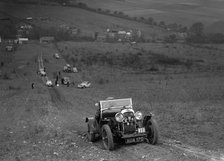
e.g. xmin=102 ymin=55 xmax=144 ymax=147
xmin=101 ymin=124 xmax=114 ymax=150
xmin=146 ymin=119 xmax=159 ymax=145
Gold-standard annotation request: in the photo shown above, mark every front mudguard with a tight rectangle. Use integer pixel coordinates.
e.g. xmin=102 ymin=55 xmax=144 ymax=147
xmin=143 ymin=114 xmax=153 ymax=127
xmin=85 ymin=117 xmax=98 ymax=134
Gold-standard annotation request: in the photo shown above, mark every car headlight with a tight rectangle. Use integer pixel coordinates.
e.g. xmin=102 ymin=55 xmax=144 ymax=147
xmin=115 ymin=112 xmax=124 ymax=122
xmin=134 ymin=111 xmax=143 ymax=120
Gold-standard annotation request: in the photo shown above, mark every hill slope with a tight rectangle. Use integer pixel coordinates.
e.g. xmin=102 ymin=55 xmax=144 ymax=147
xmin=78 ymin=0 xmax=224 ymax=26
xmin=206 ymin=21 xmax=224 ymax=34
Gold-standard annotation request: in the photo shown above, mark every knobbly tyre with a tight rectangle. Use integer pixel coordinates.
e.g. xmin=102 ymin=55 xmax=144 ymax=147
xmin=85 ymin=98 xmax=159 ymax=150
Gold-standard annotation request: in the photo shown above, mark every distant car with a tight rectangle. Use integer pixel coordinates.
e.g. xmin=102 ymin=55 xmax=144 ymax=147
xmin=85 ymin=98 xmax=159 ymax=150
xmin=72 ymin=67 xmax=78 ymax=73
xmin=37 ymin=68 xmax=46 ymax=76
xmin=78 ymin=81 xmax=91 ymax=88
xmin=61 ymin=77 xmax=70 ymax=86
xmin=54 ymin=53 xmax=60 ymax=59
xmin=5 ymin=45 xmax=14 ymax=52
xmin=26 ymin=17 xmax=33 ymax=20
xmin=46 ymin=80 xmax=53 ymax=87
xmin=63 ymin=64 xmax=78 ymax=73
xmin=63 ymin=64 xmax=72 ymax=72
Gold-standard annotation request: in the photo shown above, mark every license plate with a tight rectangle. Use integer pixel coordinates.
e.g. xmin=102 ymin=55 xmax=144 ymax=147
xmin=138 ymin=127 xmax=145 ymax=133
xmin=126 ymin=138 xmax=136 ymax=144
xmin=126 ymin=137 xmax=144 ymax=144
xmin=135 ymin=137 xmax=144 ymax=142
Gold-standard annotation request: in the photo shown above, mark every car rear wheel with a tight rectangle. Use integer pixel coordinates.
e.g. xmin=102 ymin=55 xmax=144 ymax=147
xmin=101 ymin=124 xmax=114 ymax=150
xmin=146 ymin=119 xmax=159 ymax=145
xmin=87 ymin=124 xmax=95 ymax=142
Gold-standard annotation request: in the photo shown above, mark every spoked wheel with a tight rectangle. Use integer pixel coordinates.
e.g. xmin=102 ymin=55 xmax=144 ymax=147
xmin=87 ymin=124 xmax=95 ymax=142
xmin=101 ymin=124 xmax=114 ymax=150
xmin=146 ymin=119 xmax=159 ymax=145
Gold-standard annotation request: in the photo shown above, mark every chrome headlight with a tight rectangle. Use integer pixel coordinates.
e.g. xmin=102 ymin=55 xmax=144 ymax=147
xmin=115 ymin=112 xmax=124 ymax=122
xmin=134 ymin=111 xmax=143 ymax=120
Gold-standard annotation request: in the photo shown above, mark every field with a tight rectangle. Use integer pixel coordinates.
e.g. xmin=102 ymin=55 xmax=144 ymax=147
xmin=78 ymin=0 xmax=224 ymax=32
xmin=1 ymin=1 xmax=224 ymax=161
xmin=0 ymin=2 xmax=168 ymax=39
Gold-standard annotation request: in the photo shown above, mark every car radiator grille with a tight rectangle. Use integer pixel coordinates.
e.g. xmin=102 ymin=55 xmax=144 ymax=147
xmin=123 ymin=123 xmax=136 ymax=134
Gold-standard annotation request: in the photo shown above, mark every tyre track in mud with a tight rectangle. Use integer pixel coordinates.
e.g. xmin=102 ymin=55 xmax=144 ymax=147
xmin=48 ymin=87 xmax=72 ymax=110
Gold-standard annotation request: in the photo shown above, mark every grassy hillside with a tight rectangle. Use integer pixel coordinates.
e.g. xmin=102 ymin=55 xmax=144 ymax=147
xmin=78 ymin=0 xmax=224 ymax=28
xmin=206 ymin=21 xmax=224 ymax=34
xmin=56 ymin=41 xmax=224 ymax=151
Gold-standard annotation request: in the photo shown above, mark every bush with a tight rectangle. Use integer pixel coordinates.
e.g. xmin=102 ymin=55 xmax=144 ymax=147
xmin=0 ymin=22 xmax=17 ymax=39
xmin=147 ymin=65 xmax=159 ymax=72
xmin=105 ymin=9 xmax=111 ymax=14
xmin=98 ymin=77 xmax=109 ymax=85
xmin=8 ymin=85 xmax=21 ymax=90
xmin=207 ymin=33 xmax=224 ymax=44
xmin=77 ymin=2 xmax=88 ymax=8
xmin=2 ymin=73 xmax=11 ymax=80
xmin=44 ymin=58 xmax=49 ymax=63
xmin=164 ymin=34 xmax=177 ymax=43
xmin=61 ymin=47 xmax=194 ymax=73
xmin=156 ymin=56 xmax=181 ymax=65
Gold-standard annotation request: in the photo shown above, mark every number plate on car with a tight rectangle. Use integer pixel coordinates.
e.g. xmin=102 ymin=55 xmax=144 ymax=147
xmin=138 ymin=127 xmax=145 ymax=133
xmin=126 ymin=138 xmax=136 ymax=144
xmin=125 ymin=137 xmax=144 ymax=144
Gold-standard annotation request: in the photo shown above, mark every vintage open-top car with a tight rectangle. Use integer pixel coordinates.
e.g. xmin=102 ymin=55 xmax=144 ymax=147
xmin=61 ymin=77 xmax=70 ymax=86
xmin=54 ymin=53 xmax=60 ymax=59
xmin=63 ymin=64 xmax=78 ymax=73
xmin=85 ymin=98 xmax=159 ymax=150
xmin=37 ymin=68 xmax=46 ymax=76
xmin=78 ymin=81 xmax=91 ymax=88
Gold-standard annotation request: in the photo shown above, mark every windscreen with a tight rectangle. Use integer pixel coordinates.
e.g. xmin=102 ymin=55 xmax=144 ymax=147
xmin=100 ymin=98 xmax=132 ymax=110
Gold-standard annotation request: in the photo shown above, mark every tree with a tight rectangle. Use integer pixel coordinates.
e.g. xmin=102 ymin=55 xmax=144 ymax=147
xmin=187 ymin=22 xmax=205 ymax=43
xmin=147 ymin=17 xmax=154 ymax=25
xmin=179 ymin=26 xmax=188 ymax=33
xmin=167 ymin=23 xmax=178 ymax=31
xmin=207 ymin=33 xmax=224 ymax=43
xmin=140 ymin=17 xmax=145 ymax=21
xmin=118 ymin=11 xmax=124 ymax=15
xmin=189 ymin=22 xmax=204 ymax=37
xmin=105 ymin=9 xmax=111 ymax=14
xmin=159 ymin=21 xmax=165 ymax=27
xmin=0 ymin=23 xmax=17 ymax=39
xmin=164 ymin=34 xmax=177 ymax=43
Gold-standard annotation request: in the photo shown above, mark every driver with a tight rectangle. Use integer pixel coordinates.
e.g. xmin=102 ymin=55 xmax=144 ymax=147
xmin=95 ymin=97 xmax=114 ymax=122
